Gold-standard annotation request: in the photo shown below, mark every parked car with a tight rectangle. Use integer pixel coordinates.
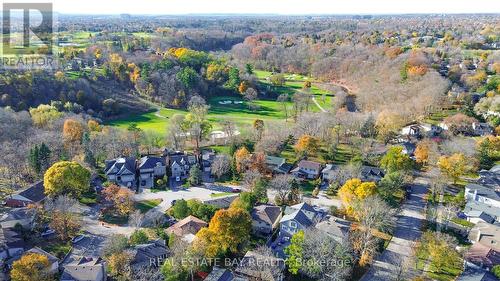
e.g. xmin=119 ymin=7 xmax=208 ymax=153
xmin=72 ymin=235 xmax=85 ymax=244
xmin=232 ymin=188 xmax=241 ymax=193
xmin=41 ymin=228 xmax=56 ymax=237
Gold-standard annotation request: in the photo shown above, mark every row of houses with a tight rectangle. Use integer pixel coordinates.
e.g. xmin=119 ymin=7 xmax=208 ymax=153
xmin=104 ymin=149 xmax=217 ymax=189
xmin=458 ymin=165 xmax=500 ymax=280
xmin=266 ymin=155 xmax=386 ymax=183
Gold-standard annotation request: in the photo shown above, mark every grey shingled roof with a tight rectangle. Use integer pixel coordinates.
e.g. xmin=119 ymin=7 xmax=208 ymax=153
xmin=104 ymin=157 xmax=136 ymax=176
xmin=138 ymin=156 xmax=165 ymax=170
xmin=281 ymin=208 xmax=313 ymax=228
xmin=467 ymin=184 xmax=500 ymax=202
xmin=204 ymin=267 xmax=233 ymax=281
xmin=17 ymin=181 xmax=45 ymax=203
xmin=251 ymin=204 xmax=281 ymax=225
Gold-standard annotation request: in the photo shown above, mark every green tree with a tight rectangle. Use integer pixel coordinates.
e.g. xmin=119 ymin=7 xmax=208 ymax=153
xmin=188 ymin=165 xmax=202 ymax=186
xmin=378 ymin=172 xmax=408 ymax=202
xmin=171 ymin=199 xmax=190 ymax=219
xmin=285 ymin=230 xmax=305 ymax=275
xmin=44 ymin=161 xmax=90 ymax=197
xmin=29 ymin=143 xmax=51 ymax=174
xmin=492 ymin=265 xmax=500 ymax=279
xmin=129 ymin=229 xmax=149 ymax=245
xmin=244 ymin=63 xmax=254 ymax=75
xmin=82 ymin=132 xmax=96 ymax=167
xmin=161 ymin=259 xmax=188 ymax=281
xmin=230 ymin=192 xmax=257 ymax=212
xmin=380 ymin=146 xmax=413 ymax=173
xmin=176 ymin=67 xmax=198 ymax=89
xmin=225 ymin=67 xmax=240 ymax=90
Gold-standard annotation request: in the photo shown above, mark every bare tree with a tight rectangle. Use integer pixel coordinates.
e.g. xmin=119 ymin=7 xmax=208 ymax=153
xmin=301 ymin=228 xmax=353 ymax=281
xmin=129 ymin=210 xmax=144 ymax=229
xmin=351 ymin=196 xmax=396 ymax=266
xmin=269 ymin=174 xmax=293 ymax=204
xmin=211 ymin=154 xmax=231 ymax=179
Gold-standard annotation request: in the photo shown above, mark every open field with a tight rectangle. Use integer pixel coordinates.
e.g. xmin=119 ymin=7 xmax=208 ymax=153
xmin=106 ymin=69 xmax=334 ymax=135
xmin=106 ymin=95 xmax=293 ymax=135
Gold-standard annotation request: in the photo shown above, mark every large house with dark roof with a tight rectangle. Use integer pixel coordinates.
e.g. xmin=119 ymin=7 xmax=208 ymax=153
xmin=279 ymin=203 xmax=324 ymax=238
xmin=5 ymin=181 xmax=46 ymax=208
xmin=130 ymin=239 xmax=169 ymax=269
xmin=465 ymin=242 xmax=500 ymax=271
xmin=104 ymin=157 xmax=137 ymax=188
xmin=251 ymin=204 xmax=282 ymax=236
xmin=165 ymin=151 xmax=198 ymax=180
xmin=138 ymin=156 xmax=166 ymax=189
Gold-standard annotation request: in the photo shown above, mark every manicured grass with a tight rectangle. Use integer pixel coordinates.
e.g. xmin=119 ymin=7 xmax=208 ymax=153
xmin=42 ymin=241 xmax=72 ymax=259
xmin=210 ymin=192 xmax=234 ymax=198
xmin=101 ymin=213 xmax=129 ymax=225
xmin=135 ymin=199 xmax=162 ymax=213
xmin=451 ymin=217 xmax=475 ymax=228
xmin=106 ymin=96 xmax=293 ymax=135
xmin=79 ymin=190 xmax=98 ymax=205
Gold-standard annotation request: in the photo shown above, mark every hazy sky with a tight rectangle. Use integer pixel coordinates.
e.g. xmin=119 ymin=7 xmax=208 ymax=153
xmin=49 ymin=0 xmax=500 ymax=15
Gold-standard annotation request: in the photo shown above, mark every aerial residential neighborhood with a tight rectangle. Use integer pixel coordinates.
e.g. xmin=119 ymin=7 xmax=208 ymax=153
xmin=0 ymin=1 xmax=499 ymax=281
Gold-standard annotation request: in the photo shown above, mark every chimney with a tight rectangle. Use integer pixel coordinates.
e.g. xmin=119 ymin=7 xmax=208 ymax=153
xmin=474 ymin=189 xmax=478 ymax=201
xmin=476 ymin=230 xmax=481 ymax=242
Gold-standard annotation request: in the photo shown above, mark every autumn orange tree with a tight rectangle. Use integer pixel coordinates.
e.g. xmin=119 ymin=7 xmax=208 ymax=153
xmin=415 ymin=141 xmax=430 ymax=166
xmin=102 ymin=184 xmax=135 ymax=216
xmin=253 ymin=119 xmax=264 ymax=140
xmin=194 ymin=206 xmax=252 ymax=258
xmin=11 ymin=253 xmax=53 ymax=281
xmin=437 ymin=153 xmax=468 ymax=184
xmin=63 ymin=118 xmax=84 ymax=153
xmin=294 ymin=135 xmax=320 ymax=157
xmin=238 ymin=81 xmax=249 ymax=94
xmin=338 ymin=178 xmax=377 ymax=216
xmin=234 ymin=146 xmax=251 ymax=173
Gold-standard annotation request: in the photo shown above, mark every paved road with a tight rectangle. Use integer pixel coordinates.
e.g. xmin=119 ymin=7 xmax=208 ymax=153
xmin=360 ymin=176 xmax=429 ymax=281
xmin=311 ymin=96 xmax=327 ymax=113
xmin=134 ymin=186 xmax=235 ymax=225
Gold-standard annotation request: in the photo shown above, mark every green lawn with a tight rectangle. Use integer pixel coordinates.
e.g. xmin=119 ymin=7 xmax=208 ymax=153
xmin=135 ymin=199 xmax=162 ymax=213
xmin=210 ymin=192 xmax=234 ymax=198
xmin=42 ymin=241 xmax=72 ymax=259
xmin=106 ymin=96 xmax=293 ymax=135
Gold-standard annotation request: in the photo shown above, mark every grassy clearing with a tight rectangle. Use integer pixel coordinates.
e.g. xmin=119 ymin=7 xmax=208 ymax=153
xmin=135 ymin=199 xmax=163 ymax=213
xmin=106 ymin=96 xmax=293 ymax=135
xmin=42 ymin=241 xmax=72 ymax=259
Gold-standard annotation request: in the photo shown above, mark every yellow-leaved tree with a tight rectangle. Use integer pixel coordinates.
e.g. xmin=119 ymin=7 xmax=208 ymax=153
xmin=338 ymin=178 xmax=377 ymax=215
xmin=294 ymin=135 xmax=320 ymax=157
xmin=234 ymin=147 xmax=251 ymax=173
xmin=11 ymin=253 xmax=53 ymax=281
xmin=44 ymin=161 xmax=90 ymax=197
xmin=194 ymin=206 xmax=251 ymax=258
xmin=437 ymin=153 xmax=468 ymax=184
